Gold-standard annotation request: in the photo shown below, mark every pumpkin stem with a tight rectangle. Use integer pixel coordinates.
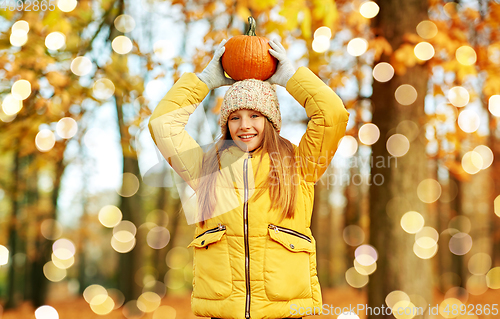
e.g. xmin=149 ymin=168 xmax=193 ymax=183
xmin=245 ymin=16 xmax=257 ymax=36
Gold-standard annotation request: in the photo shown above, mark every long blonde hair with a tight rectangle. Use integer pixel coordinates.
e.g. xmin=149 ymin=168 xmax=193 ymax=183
xmin=197 ymin=118 xmax=298 ymax=227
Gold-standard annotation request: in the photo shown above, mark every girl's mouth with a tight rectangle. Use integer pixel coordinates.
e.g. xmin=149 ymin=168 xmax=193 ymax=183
xmin=238 ymin=134 xmax=257 ymax=142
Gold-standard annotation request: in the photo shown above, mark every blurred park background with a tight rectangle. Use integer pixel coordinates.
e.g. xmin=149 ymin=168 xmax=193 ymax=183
xmin=2 ymin=0 xmax=500 ymax=318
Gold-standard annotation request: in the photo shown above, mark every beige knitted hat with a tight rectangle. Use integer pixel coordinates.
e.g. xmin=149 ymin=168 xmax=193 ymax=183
xmin=219 ymin=79 xmax=281 ymax=133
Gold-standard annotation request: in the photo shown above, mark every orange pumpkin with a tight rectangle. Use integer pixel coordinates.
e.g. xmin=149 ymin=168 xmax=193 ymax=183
xmin=221 ymin=17 xmax=278 ymax=81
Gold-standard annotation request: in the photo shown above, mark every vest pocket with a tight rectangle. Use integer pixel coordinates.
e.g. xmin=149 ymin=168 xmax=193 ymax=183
xmin=188 ymin=225 xmax=232 ymax=300
xmin=264 ymin=224 xmax=313 ymax=301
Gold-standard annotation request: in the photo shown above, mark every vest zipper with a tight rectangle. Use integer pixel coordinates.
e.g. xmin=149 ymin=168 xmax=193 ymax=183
xmin=195 ymin=223 xmax=226 ymax=239
xmin=268 ymin=224 xmax=312 ymax=243
xmin=243 ymin=154 xmax=251 ymax=318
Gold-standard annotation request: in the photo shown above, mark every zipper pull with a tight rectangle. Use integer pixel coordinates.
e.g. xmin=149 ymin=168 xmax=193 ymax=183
xmin=268 ymin=224 xmax=279 ymax=234
xmin=218 ymin=223 xmax=225 ymax=230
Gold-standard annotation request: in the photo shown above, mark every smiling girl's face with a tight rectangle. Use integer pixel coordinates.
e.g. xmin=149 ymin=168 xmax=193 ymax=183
xmin=228 ymin=109 xmax=265 ymax=152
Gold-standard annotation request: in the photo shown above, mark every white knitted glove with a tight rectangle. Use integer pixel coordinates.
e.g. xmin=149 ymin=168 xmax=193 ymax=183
xmin=266 ymin=40 xmax=295 ymax=87
xmin=197 ymin=39 xmax=235 ymax=91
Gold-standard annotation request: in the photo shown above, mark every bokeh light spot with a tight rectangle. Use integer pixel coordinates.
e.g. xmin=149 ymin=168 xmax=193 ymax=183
xmin=439 ymin=298 xmax=463 ymax=318
xmin=386 ymin=290 xmax=410 ymax=309
xmin=415 ymin=226 xmax=439 ymax=249
xmin=113 ymin=221 xmax=137 ymax=242
xmin=112 ymin=36 xmax=133 ymax=54
xmin=166 ymin=247 xmax=190 ymax=269
xmin=137 ymin=292 xmax=161 ymax=313
xmin=99 ymin=205 xmax=123 ymax=228
xmin=71 ymin=57 xmax=92 ymax=76
xmin=43 ymin=261 xmax=67 ymax=282
xmin=354 ymin=259 xmax=376 ymax=275
xmin=414 ymin=42 xmax=434 ymax=61
xmin=416 ymin=20 xmax=438 ymax=39
xmin=466 ymin=275 xmax=488 ymax=295
xmin=12 ymin=20 xmax=29 ymax=33
xmin=114 ymin=15 xmax=136 ymax=33
xmin=35 ymin=305 xmax=59 ymax=319
xmin=387 ymin=134 xmax=410 ymax=157
xmin=401 ymin=211 xmax=424 ymax=234
xmin=56 ymin=117 xmax=78 ymax=139
xmin=117 ymin=173 xmax=140 ymax=197
xmin=468 ymin=253 xmax=491 ymax=276
xmin=358 ymin=123 xmax=380 ymax=145
xmin=83 ymin=284 xmax=108 ymax=303
xmin=93 ymin=78 xmax=116 ymax=100
xmin=489 ymin=95 xmax=500 ymax=116
xmin=456 ymin=46 xmax=477 ymax=66
xmin=395 ymin=84 xmax=418 ymax=105
xmin=359 ymin=1 xmax=379 ymax=18
xmin=495 ymin=195 xmax=500 ymax=218
xmin=2 ymin=94 xmax=23 ymax=116
xmin=45 ymin=32 xmax=66 ymax=50
xmin=354 ymin=244 xmax=378 ymax=266
xmin=313 ymin=26 xmax=332 ymax=39
xmin=413 ymin=241 xmax=438 ymax=259
xmin=473 ymin=145 xmax=493 ymax=169
xmin=58 ymin=0 xmax=77 ymax=12
xmin=486 ymin=267 xmax=500 ymax=289
xmin=347 ymin=38 xmax=368 ymax=56
xmin=449 ymin=232 xmax=472 ymax=255
xmin=372 ymin=62 xmax=394 ymax=82
xmin=345 ymin=267 xmax=369 ymax=288
xmin=51 ymin=253 xmax=74 ymax=269
xmin=417 ymin=179 xmax=441 ymax=203
xmin=41 ymin=219 xmax=63 ymax=240
xmin=0 ymin=245 xmax=9 ymax=266
xmin=90 ymin=295 xmax=115 ymax=315
xmin=111 ymin=237 xmax=136 ymax=253
xmin=52 ymin=239 xmax=75 ymax=260
xmin=337 ymin=136 xmax=358 ymax=157
xmin=343 ymin=225 xmax=365 ymax=247
xmin=147 ymin=227 xmax=171 ymax=249
xmin=12 ymin=80 xmax=31 ymax=100
xmin=312 ymin=35 xmax=330 ymax=53
xmin=36 ymin=129 xmax=56 ymax=152
xmin=10 ymin=29 xmax=28 ymax=47
xmin=448 ymin=216 xmax=471 ymax=234
xmin=462 ymin=151 xmax=482 ymax=174
xmin=448 ymin=86 xmax=469 ymax=107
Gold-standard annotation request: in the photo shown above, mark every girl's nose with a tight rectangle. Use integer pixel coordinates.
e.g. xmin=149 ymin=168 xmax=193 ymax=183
xmin=240 ymin=116 xmax=251 ymax=128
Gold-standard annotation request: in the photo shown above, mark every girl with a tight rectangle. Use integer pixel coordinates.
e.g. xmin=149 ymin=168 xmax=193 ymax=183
xmin=149 ymin=39 xmax=349 ymax=319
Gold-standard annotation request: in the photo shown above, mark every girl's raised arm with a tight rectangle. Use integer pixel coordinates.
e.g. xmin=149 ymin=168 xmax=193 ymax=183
xmin=148 ymin=40 xmax=234 ymax=190
xmin=287 ymin=67 xmax=349 ymax=183
xmin=267 ymin=40 xmax=349 ymax=184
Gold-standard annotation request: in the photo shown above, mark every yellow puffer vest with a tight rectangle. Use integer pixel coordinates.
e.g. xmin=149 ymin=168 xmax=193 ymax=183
xmin=149 ymin=67 xmax=349 ymax=319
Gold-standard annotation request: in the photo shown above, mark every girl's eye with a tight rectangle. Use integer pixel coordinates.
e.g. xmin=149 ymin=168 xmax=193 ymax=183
xmin=251 ymin=114 xmax=259 ymax=118
xmin=230 ymin=117 xmax=238 ymax=120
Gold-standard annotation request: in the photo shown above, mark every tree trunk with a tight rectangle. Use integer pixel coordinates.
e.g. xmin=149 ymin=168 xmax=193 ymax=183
xmin=344 ymin=162 xmax=361 ymax=276
xmin=488 ymin=115 xmax=500 ymax=265
xmin=5 ymin=140 xmax=21 ymax=309
xmin=368 ymin=1 xmax=431 ymax=318
xmin=449 ymin=174 xmax=465 ymax=287
xmin=115 ymin=88 xmax=143 ymax=301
